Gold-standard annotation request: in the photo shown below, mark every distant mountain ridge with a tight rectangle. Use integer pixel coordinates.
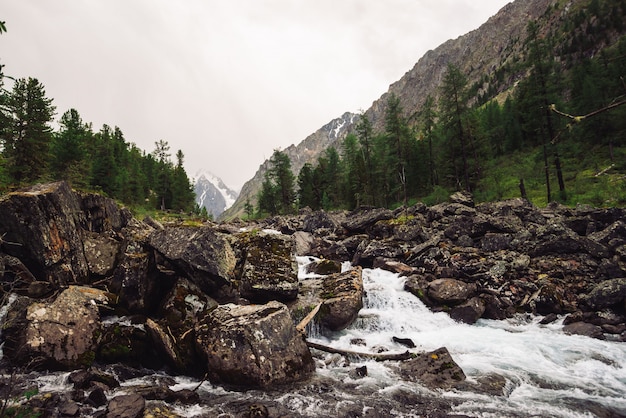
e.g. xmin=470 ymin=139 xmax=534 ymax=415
xmin=221 ymin=111 xmax=357 ymax=219
xmin=220 ymin=0 xmax=612 ymax=220
xmin=194 ymin=171 xmax=238 ymax=219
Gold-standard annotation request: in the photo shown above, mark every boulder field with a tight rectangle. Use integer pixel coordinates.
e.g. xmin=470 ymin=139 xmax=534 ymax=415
xmin=0 ymin=182 xmax=625 ymax=416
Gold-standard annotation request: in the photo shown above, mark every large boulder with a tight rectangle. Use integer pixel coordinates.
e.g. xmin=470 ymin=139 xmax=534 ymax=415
xmin=195 ymin=301 xmax=314 ymax=387
xmin=584 ymin=278 xmax=626 ymax=310
xmin=397 ymin=347 xmax=466 ymax=389
xmin=149 ymin=226 xmax=236 ymax=294
xmin=342 ymin=207 xmax=394 ymax=234
xmin=0 ymin=181 xmax=89 ymax=285
xmin=237 ymin=231 xmax=298 ymax=303
xmin=109 ymin=250 xmax=158 ymax=314
xmin=319 ymin=267 xmax=364 ymax=331
xmin=427 ymin=278 xmax=477 ymax=306
xmin=82 ymin=231 xmax=123 ymax=278
xmin=80 ymin=192 xmax=131 ymax=233
xmin=147 ymin=278 xmax=218 ymax=374
xmin=3 ymin=286 xmax=112 ymax=370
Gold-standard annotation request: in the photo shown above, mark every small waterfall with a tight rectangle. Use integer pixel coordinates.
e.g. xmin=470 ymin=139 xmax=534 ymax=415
xmin=300 ymin=258 xmax=626 ymax=417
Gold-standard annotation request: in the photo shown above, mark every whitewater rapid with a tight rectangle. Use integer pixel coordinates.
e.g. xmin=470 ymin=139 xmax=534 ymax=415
xmin=304 ymin=260 xmax=626 ymax=417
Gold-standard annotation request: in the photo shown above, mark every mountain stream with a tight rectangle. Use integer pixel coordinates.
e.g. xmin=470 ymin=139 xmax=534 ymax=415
xmin=3 ymin=257 xmax=625 ymax=417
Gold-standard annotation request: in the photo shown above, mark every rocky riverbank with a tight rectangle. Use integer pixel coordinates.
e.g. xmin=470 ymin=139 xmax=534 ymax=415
xmin=0 ymin=181 xmax=624 ymax=417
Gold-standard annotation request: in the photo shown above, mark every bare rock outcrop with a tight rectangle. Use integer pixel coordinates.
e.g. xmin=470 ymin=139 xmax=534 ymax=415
xmin=237 ymin=231 xmax=299 ymax=303
xmin=195 ymin=301 xmax=314 ymax=387
xmin=149 ymin=226 xmax=236 ymax=294
xmin=3 ymin=286 xmax=112 ymax=370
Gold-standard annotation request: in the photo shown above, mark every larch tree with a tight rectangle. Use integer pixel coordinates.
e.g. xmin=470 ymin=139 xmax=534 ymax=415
xmin=439 ymin=64 xmax=471 ymax=191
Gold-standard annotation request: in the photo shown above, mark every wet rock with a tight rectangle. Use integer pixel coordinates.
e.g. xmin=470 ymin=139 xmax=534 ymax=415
xmin=98 ymin=320 xmax=162 ymax=369
xmin=481 ymin=293 xmax=515 ymax=320
xmin=87 ymin=386 xmax=108 ymax=407
xmin=319 ymin=267 xmax=364 ymax=331
xmin=149 ymin=226 xmax=236 ymax=294
xmin=532 ymin=282 xmax=567 ymax=315
xmin=427 ymin=278 xmax=477 ymax=306
xmin=4 ymin=286 xmax=112 ymax=370
xmin=540 ymin=313 xmax=559 ymax=324
xmin=106 ymin=393 xmax=145 ymax=418
xmin=349 ymin=365 xmax=368 ymax=379
xmin=457 ymin=373 xmax=508 ymax=396
xmin=398 ymin=347 xmax=466 ymax=389
xmin=585 ymin=278 xmax=626 ymax=310
xmin=293 ymin=231 xmax=314 ymax=256
xmin=0 ymin=181 xmax=89 ymax=285
xmin=392 ymin=336 xmax=416 ymax=348
xmin=563 ymin=322 xmax=605 ymax=340
xmin=68 ymin=368 xmax=120 ymax=390
xmin=373 ymin=259 xmax=414 ymax=275
xmin=403 ymin=273 xmax=433 ymax=303
xmin=449 ymin=296 xmax=486 ymax=324
xmin=195 ymin=301 xmax=314 ymax=388
xmin=238 ymin=231 xmax=298 ymax=303
xmin=305 ymin=258 xmax=343 ymax=275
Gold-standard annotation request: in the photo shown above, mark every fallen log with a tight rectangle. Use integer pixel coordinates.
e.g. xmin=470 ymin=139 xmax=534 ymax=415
xmin=296 ymin=302 xmax=323 ymax=333
xmin=306 ymin=340 xmax=412 ymax=361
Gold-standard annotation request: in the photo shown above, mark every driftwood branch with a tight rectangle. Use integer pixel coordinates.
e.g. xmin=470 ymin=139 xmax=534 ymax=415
xmin=550 ymin=98 xmax=626 ymax=125
xmin=296 ymin=302 xmax=323 ymax=333
xmin=306 ymin=340 xmax=412 ymax=361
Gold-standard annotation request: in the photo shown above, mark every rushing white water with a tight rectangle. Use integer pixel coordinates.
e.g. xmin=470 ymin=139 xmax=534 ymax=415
xmin=305 ymin=262 xmax=626 ymax=418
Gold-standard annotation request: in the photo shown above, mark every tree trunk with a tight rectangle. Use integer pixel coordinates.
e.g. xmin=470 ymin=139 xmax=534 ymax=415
xmin=306 ymin=341 xmax=412 ymax=361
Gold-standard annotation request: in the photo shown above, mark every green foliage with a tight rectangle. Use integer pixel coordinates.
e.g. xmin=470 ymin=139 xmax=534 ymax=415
xmin=258 ymin=149 xmax=296 ymax=215
xmin=289 ymin=0 xmax=626 ymax=214
xmin=2 ymin=77 xmax=55 ymax=185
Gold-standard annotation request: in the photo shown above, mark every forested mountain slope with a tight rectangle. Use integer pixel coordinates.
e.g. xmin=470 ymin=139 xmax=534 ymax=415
xmin=224 ymin=0 xmax=626 ymax=219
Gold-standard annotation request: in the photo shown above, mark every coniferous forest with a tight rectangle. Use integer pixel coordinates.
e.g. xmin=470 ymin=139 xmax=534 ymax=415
xmin=0 ymin=23 xmax=196 ymax=214
xmin=257 ymin=1 xmax=626 ymax=217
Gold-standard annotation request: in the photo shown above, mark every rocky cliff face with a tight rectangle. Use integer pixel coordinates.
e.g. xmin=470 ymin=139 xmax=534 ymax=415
xmin=365 ymin=0 xmax=553 ymax=130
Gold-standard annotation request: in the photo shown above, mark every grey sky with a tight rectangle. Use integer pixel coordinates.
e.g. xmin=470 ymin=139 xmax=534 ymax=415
xmin=1 ymin=1 xmax=510 ymax=190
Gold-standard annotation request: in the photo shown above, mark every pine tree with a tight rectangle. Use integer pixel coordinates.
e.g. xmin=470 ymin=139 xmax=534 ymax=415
xmin=90 ymin=125 xmax=119 ymax=196
xmin=258 ymin=149 xmax=295 ymax=215
xmin=297 ymin=162 xmax=317 ymax=209
xmin=50 ymin=108 xmax=92 ymax=186
xmin=3 ymin=77 xmax=55 ymax=184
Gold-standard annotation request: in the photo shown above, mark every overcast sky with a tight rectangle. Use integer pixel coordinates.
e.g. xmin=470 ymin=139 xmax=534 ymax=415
xmin=1 ymin=1 xmax=511 ymax=190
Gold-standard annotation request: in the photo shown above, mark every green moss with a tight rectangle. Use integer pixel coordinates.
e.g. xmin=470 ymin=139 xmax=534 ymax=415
xmin=78 ymin=349 xmax=96 ymax=367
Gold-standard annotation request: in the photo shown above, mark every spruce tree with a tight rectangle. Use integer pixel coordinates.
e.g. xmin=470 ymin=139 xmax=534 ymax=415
xmin=50 ymin=108 xmax=92 ymax=186
xmin=3 ymin=77 xmax=55 ymax=184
